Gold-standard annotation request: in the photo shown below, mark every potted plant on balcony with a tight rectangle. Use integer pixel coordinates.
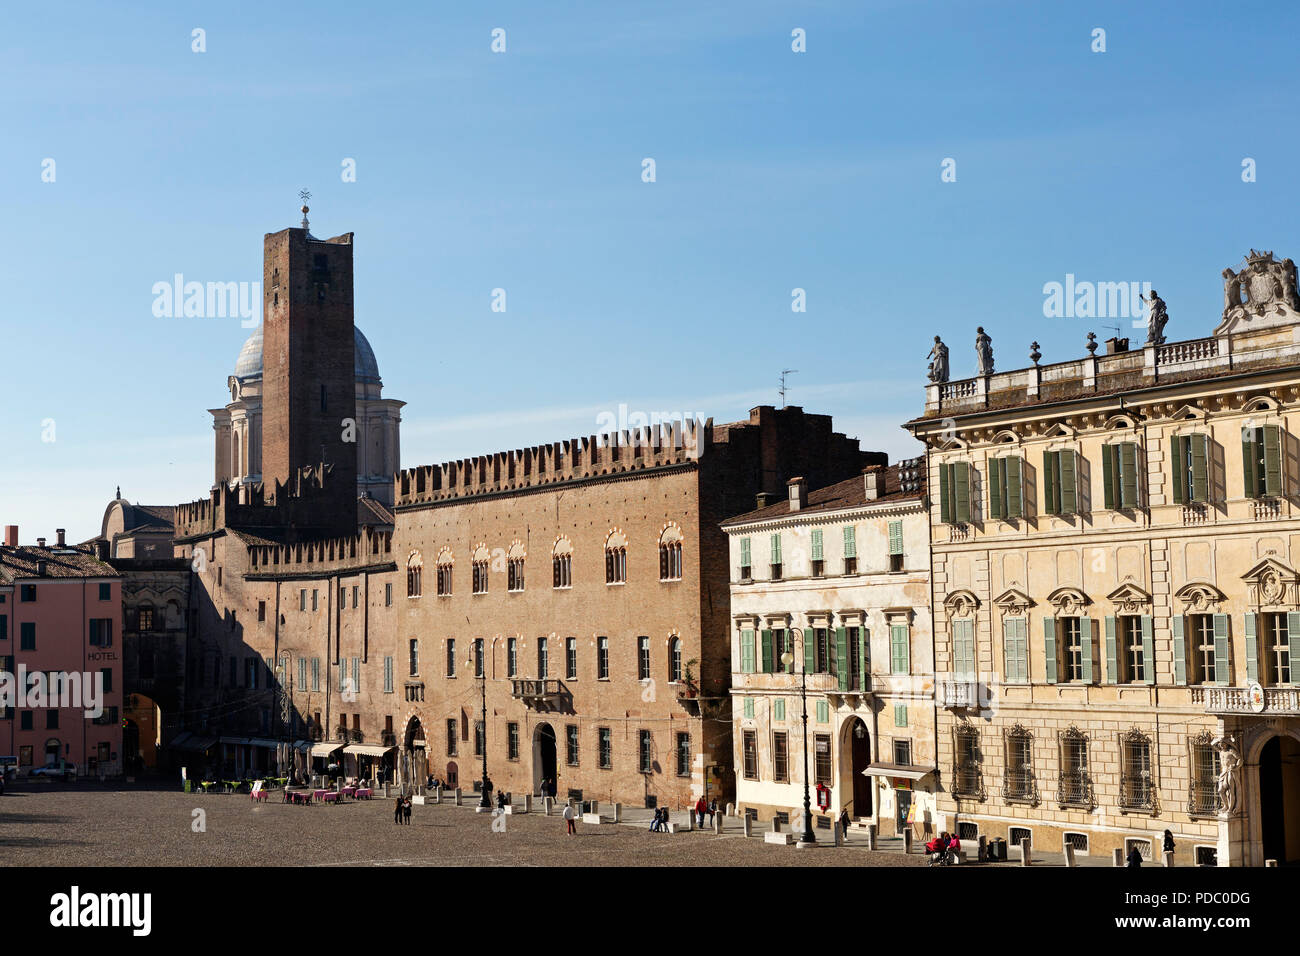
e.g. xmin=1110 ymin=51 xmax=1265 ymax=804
xmin=678 ymin=660 xmax=700 ymax=699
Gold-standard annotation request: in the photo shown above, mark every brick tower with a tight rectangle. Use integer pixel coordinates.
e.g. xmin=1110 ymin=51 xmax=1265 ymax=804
xmin=259 ymin=215 xmax=358 ymax=534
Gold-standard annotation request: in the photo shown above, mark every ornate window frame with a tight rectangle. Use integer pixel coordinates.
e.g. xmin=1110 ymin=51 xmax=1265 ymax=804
xmin=1057 ymin=725 xmax=1094 ymax=810
xmin=1002 ymin=723 xmax=1039 ymax=805
xmin=1117 ymin=726 xmax=1159 ymax=815
xmin=952 ymin=721 xmax=985 ymax=801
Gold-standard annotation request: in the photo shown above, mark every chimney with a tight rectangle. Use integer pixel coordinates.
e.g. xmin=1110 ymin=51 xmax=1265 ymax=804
xmin=36 ymin=537 xmax=46 ymax=548
xmin=94 ymin=539 xmax=110 ymax=560
xmin=1105 ymin=336 xmax=1129 ymax=355
xmin=56 ymin=528 xmax=65 ymax=547
xmin=755 ymin=491 xmax=773 ymax=510
xmin=3 ymin=525 xmax=15 ymax=547
xmin=864 ymin=466 xmax=884 ymax=501
xmin=787 ymin=476 xmax=807 ymax=511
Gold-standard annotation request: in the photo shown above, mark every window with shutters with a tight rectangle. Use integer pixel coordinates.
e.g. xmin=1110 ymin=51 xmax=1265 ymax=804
xmin=887 ymin=520 xmax=904 ymax=572
xmin=938 ymin=461 xmax=973 ymax=525
xmin=311 ymin=657 xmax=320 ymax=691
xmin=1179 ymin=614 xmax=1228 ymax=686
xmin=846 ymin=626 xmax=864 ymax=690
xmin=988 ymin=455 xmax=1025 ymax=520
xmin=1042 ymin=449 xmax=1079 ymax=516
xmin=953 ymin=725 xmax=982 ymax=797
xmin=814 ymin=627 xmax=831 ymax=674
xmin=743 ymin=697 xmax=754 ymax=719
xmin=1003 ymin=618 xmax=1029 ymax=683
xmin=739 ymin=628 xmax=755 ymax=674
xmin=1260 ymin=612 xmax=1293 ymax=685
xmin=773 ymin=732 xmax=789 ymax=782
xmin=1170 ymin=433 xmax=1210 ymax=504
xmin=1121 ymin=616 xmax=1148 ymax=684
xmin=842 ymin=526 xmax=857 ymax=574
xmin=742 ymin=730 xmax=758 ymax=780
xmin=810 ymin=528 xmax=824 ymax=576
xmin=769 ymin=534 xmax=782 ymax=580
xmin=659 ymin=525 xmax=683 ymax=581
xmin=1243 ymin=424 xmax=1283 ymax=498
xmin=1057 ymin=727 xmax=1093 ymax=808
xmin=383 ymin=656 xmax=393 ymax=694
xmin=1003 ymin=724 xmax=1037 ymax=803
xmin=1188 ymin=733 xmax=1221 ymax=817
xmin=605 ymin=530 xmax=628 ymax=584
xmin=1119 ymin=729 xmax=1156 ymax=812
xmin=890 ymin=623 xmax=910 ymax=675
xmin=739 ymin=537 xmax=752 ymax=580
xmin=1046 ymin=616 xmax=1095 ymax=684
xmin=1101 ymin=442 xmax=1141 ymax=509
xmin=951 ymin=618 xmax=976 ymax=678
xmin=816 ymin=699 xmax=829 ymax=723
xmin=772 ymin=629 xmax=790 ymax=673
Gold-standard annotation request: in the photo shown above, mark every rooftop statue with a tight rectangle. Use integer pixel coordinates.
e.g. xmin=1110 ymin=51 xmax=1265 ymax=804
xmin=1141 ymin=289 xmax=1168 ymax=346
xmin=927 ymin=336 xmax=949 ymax=383
xmin=974 ymin=327 xmax=994 ymax=376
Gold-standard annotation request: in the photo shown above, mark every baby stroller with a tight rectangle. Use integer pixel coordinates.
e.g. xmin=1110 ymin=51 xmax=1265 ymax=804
xmin=926 ymin=836 xmax=956 ymax=866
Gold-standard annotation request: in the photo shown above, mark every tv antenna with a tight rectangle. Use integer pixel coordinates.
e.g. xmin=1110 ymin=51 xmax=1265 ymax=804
xmin=779 ymin=369 xmax=798 ymax=408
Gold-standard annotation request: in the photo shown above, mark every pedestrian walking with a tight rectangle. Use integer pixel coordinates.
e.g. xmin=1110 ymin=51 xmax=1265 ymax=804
xmin=694 ymin=795 xmax=707 ymax=829
xmin=1162 ymin=829 xmax=1176 ymax=856
xmin=563 ymin=802 xmax=576 ymax=836
xmin=402 ymin=797 xmax=412 ymax=825
xmin=838 ymin=808 xmax=851 ymax=842
xmin=1127 ymin=845 xmax=1144 ymax=868
xmin=394 ymin=796 xmax=403 ymax=825
xmin=708 ymin=799 xmax=717 ymax=826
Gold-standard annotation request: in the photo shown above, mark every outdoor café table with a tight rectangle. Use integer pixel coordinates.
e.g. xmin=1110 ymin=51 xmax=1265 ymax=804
xmin=355 ymin=788 xmax=372 ymax=800
xmin=322 ymin=791 xmax=340 ymax=804
xmin=313 ymin=789 xmax=327 ymax=801
xmin=291 ymin=791 xmax=312 ymax=806
xmin=341 ymin=786 xmax=357 ymax=799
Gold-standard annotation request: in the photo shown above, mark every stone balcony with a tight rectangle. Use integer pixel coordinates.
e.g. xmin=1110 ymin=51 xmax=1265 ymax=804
xmin=936 ymin=678 xmax=985 ymax=710
xmin=510 ymin=679 xmax=569 ymax=712
xmin=1190 ymin=685 xmax=1300 ymax=715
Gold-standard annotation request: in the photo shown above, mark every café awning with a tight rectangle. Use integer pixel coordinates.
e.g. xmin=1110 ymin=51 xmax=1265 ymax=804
xmin=863 ymin=763 xmax=935 ymax=782
xmin=343 ymin=744 xmax=395 ymax=757
xmin=171 ymin=733 xmax=218 ymax=751
xmin=244 ymin=738 xmax=279 ymax=749
xmin=311 ymin=742 xmax=343 ymax=758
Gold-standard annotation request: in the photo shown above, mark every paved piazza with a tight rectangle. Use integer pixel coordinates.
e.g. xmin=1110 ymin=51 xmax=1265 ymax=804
xmin=0 ymin=783 xmax=927 ymax=867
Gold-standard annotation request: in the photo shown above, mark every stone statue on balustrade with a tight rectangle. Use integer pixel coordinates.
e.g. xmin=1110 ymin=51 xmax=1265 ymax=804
xmin=1141 ymin=289 xmax=1168 ymax=346
xmin=974 ymin=327 xmax=994 ymax=376
xmin=927 ymin=336 xmax=950 ymax=383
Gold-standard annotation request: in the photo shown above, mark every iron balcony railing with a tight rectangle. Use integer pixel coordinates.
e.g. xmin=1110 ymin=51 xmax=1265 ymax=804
xmin=1003 ymin=768 xmax=1038 ymax=803
xmin=1188 ymin=781 xmax=1220 ymax=817
xmin=1057 ymin=770 xmax=1094 ymax=809
xmin=511 ymin=679 xmax=563 ymax=699
xmin=1119 ymin=773 xmax=1156 ymax=812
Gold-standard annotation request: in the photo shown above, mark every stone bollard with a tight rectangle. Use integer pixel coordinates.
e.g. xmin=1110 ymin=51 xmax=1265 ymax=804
xmin=713 ymin=813 xmax=722 ymax=834
xmin=1019 ymin=836 xmax=1031 ymax=866
xmin=544 ymin=796 xmax=553 ymax=816
xmin=1163 ymin=850 xmax=1175 ymax=868
xmin=743 ymin=815 xmax=753 ymax=838
xmin=978 ymin=835 xmax=987 ymax=862
xmin=726 ymin=802 xmax=735 ymax=817
xmin=1063 ymin=843 xmax=1076 ymax=868
xmin=834 ymin=824 xmax=842 ymax=847
xmin=867 ymin=824 xmax=878 ymax=851
xmin=591 ymin=799 xmax=599 ymax=814
xmin=434 ymin=787 xmax=443 ymax=804
xmin=903 ymin=829 xmax=913 ymax=854
xmin=523 ymin=793 xmax=532 ymax=813
xmin=1113 ymin=848 xmax=1124 ymax=867
xmin=454 ymin=788 xmax=462 ymax=806
xmin=613 ymin=802 xmax=621 ymax=823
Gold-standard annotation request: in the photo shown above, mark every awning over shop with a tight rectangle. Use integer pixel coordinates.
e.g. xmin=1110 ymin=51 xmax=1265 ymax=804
xmin=343 ymin=744 xmax=395 ymax=757
xmin=244 ymin=738 xmax=279 ymax=749
xmin=291 ymin=740 xmax=312 ymax=752
xmin=172 ymin=733 xmax=218 ymax=751
xmin=218 ymin=736 xmax=250 ymax=746
xmin=863 ymin=763 xmax=935 ymax=782
xmin=311 ymin=743 xmax=343 ymax=758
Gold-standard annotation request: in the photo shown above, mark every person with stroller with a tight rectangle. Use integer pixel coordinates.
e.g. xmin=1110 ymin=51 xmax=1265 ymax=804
xmin=926 ymin=831 xmax=951 ymax=865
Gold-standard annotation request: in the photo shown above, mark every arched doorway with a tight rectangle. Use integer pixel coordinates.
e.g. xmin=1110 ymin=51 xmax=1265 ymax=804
xmin=445 ymin=762 xmax=459 ymax=788
xmin=403 ymin=718 xmax=427 ymax=790
xmin=44 ymin=738 xmax=61 ymax=766
xmin=533 ymin=723 xmax=557 ymax=796
xmin=839 ymin=717 xmax=872 ymax=819
xmin=1259 ymin=735 xmax=1300 ymax=864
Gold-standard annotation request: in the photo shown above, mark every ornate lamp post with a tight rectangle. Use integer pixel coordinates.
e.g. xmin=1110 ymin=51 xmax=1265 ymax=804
xmin=781 ymin=639 xmax=815 ymax=846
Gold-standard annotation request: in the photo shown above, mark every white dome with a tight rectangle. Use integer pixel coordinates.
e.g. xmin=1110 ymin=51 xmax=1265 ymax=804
xmin=234 ymin=326 xmax=380 ymax=384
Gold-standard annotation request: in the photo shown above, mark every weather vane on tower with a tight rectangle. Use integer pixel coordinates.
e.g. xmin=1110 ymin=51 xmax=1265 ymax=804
xmin=298 ymin=188 xmax=312 ymax=231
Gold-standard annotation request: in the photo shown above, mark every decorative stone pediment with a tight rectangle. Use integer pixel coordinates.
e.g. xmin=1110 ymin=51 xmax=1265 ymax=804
xmin=992 ymin=429 xmax=1021 ymax=445
xmin=943 ymin=589 xmax=981 ymax=618
xmin=1174 ymin=581 xmax=1227 ymax=613
xmin=1215 ymin=250 xmax=1300 ymax=335
xmin=1106 ymin=581 xmax=1152 ymax=613
xmin=1046 ymin=587 xmax=1090 ymax=616
xmin=1241 ymin=557 xmax=1299 ymax=608
xmin=993 ymin=587 xmax=1034 ymax=616
xmin=1167 ymin=404 xmax=1205 ymax=422
xmin=1102 ymin=413 xmax=1139 ymax=432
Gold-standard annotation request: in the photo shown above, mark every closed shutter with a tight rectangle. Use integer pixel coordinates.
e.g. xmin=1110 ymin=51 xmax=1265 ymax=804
xmin=989 ymin=456 xmax=1004 ymax=520
xmin=843 ymin=526 xmax=856 ymax=559
xmin=1060 ymin=449 xmax=1077 ymax=514
xmin=1120 ymin=442 xmax=1139 ymax=507
xmin=1289 ymin=613 xmax=1300 ymax=683
xmin=740 ymin=629 xmax=755 ymax=674
xmin=816 ymin=700 xmax=829 ymax=723
xmin=1141 ymin=616 xmax=1155 ymax=685
xmin=835 ymin=627 xmax=850 ymax=691
xmin=1006 ymin=456 xmax=1023 ymax=517
xmin=1103 ymin=444 xmax=1116 ymax=509
xmin=385 ymin=656 xmax=393 ymax=693
xmin=954 ymin=462 xmax=971 ymax=523
xmin=740 ymin=537 xmax=751 ymax=570
xmin=1243 ymin=428 xmax=1259 ymax=498
xmin=1002 ymin=618 xmax=1024 ymax=683
xmin=1172 ymin=616 xmax=1186 ymax=685
xmin=760 ymin=629 xmax=774 ymax=674
xmin=1042 ymin=617 xmax=1057 ymax=684
xmin=1079 ymin=615 xmax=1093 ymax=683
xmin=1170 ymin=435 xmax=1186 ymax=504
xmin=858 ymin=627 xmax=869 ymax=688
xmin=804 ymin=627 xmax=816 ymax=673
xmin=811 ymin=528 xmax=823 ymax=562
xmin=352 ymin=656 xmax=360 ymax=692
xmin=890 ymin=625 xmax=909 ymax=675
xmin=888 ymin=521 xmax=903 ymax=555
xmin=939 ymin=463 xmax=952 ymax=524
xmin=953 ymin=618 xmax=975 ymax=677
xmin=1190 ymin=434 xmax=1209 ymax=503
xmin=1104 ymin=616 xmax=1118 ymax=683
xmin=774 ymin=698 xmax=785 ymax=721
xmin=1212 ymin=614 xmax=1230 ymax=686
xmin=1245 ymin=613 xmax=1258 ymax=682
xmin=743 ymin=697 xmax=754 ymax=719
xmin=1264 ymin=425 xmax=1283 ymax=497
xmin=771 ymin=534 xmax=782 ymax=566
xmin=1043 ymin=450 xmax=1059 ymax=515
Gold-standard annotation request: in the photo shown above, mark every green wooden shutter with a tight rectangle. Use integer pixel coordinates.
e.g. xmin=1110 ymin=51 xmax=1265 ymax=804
xmin=810 ymin=528 xmax=823 ymax=562
xmin=1043 ymin=617 xmax=1057 ymax=684
xmin=1245 ymin=613 xmax=1258 ymax=682
xmin=1243 ymin=429 xmax=1259 ymax=498
xmin=843 ymin=525 xmax=856 ymax=559
xmin=1141 ymin=615 xmax=1155 ymax=684
xmin=740 ymin=629 xmax=755 ymax=674
xmin=1103 ymin=444 xmax=1116 ymax=509
xmin=954 ymin=462 xmax=971 ymax=523
xmin=1170 ymin=435 xmax=1186 ymax=504
xmin=1006 ymin=456 xmax=1023 ymax=517
xmin=890 ymin=624 xmax=909 ymax=675
xmin=1212 ymin=614 xmax=1230 ymax=686
xmin=743 ymin=697 xmax=754 ymax=719
xmin=835 ymin=627 xmax=850 ymax=691
xmin=1079 ymin=615 xmax=1092 ymax=683
xmin=1264 ymin=425 xmax=1283 ymax=497
xmin=1172 ymin=615 xmax=1186 ymax=685
xmin=1288 ymin=613 xmax=1300 ymax=684
xmin=888 ymin=521 xmax=903 ymax=555
xmin=1104 ymin=616 xmax=1118 ymax=683
xmin=939 ymin=464 xmax=952 ymax=524
xmin=760 ymin=629 xmax=774 ymax=673
xmin=1120 ymin=442 xmax=1139 ymax=507
xmin=804 ymin=627 xmax=816 ymax=673
xmin=989 ymin=456 xmax=1004 ymax=520
xmin=771 ymin=534 xmax=782 ymax=565
xmin=1060 ymin=449 xmax=1077 ymax=515
xmin=1190 ymin=434 xmax=1208 ymax=503
xmin=816 ymin=700 xmax=829 ymax=724
xmin=858 ymin=628 xmax=869 ymax=687
xmin=1002 ymin=619 xmax=1016 ymax=682
xmin=1043 ymin=450 xmax=1058 ymax=515
xmin=774 ymin=698 xmax=785 ymax=721
xmin=740 ymin=537 xmax=751 ymax=570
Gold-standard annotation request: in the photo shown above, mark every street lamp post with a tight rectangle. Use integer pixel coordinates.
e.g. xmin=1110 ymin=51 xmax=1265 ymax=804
xmin=781 ymin=641 xmax=816 ymax=846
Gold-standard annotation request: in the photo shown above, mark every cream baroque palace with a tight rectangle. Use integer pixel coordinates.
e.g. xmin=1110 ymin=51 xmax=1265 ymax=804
xmin=906 ymin=251 xmax=1300 ymax=867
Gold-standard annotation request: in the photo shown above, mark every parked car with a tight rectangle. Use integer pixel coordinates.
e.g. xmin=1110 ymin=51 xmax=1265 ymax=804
xmin=0 ymin=756 xmax=16 ymax=779
xmin=30 ymin=759 xmax=77 ymax=781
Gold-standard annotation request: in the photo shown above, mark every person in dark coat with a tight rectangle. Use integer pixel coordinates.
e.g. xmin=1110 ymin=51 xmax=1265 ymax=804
xmin=1162 ymin=830 xmax=1176 ymax=855
xmin=838 ymin=808 xmax=851 ymax=841
xmin=1127 ymin=846 xmax=1144 ymax=867
xmin=394 ymin=796 xmax=403 ymax=825
xmin=402 ymin=797 xmax=412 ymax=825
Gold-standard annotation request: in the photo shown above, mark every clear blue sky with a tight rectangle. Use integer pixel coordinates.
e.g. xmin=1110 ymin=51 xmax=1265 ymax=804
xmin=3 ymin=0 xmax=1298 ymax=542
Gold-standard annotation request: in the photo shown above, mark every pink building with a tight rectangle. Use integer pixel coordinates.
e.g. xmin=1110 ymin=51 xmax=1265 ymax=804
xmin=0 ymin=526 xmax=123 ymax=776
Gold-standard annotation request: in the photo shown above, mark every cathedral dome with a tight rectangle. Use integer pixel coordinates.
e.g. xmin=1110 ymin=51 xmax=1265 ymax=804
xmin=234 ymin=326 xmax=381 ymax=384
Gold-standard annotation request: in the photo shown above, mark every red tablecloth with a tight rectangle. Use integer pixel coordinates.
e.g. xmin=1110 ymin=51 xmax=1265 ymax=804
xmin=356 ymin=788 xmax=372 ymax=800
xmin=323 ymin=791 xmax=339 ymax=803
